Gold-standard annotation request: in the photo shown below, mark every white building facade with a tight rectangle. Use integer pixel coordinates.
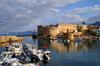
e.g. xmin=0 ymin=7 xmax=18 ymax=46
xmin=96 ymin=28 xmax=100 ymax=36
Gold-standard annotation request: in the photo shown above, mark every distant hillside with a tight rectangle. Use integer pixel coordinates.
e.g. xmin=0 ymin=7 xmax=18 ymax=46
xmin=90 ymin=21 xmax=100 ymax=26
xmin=0 ymin=31 xmax=37 ymax=36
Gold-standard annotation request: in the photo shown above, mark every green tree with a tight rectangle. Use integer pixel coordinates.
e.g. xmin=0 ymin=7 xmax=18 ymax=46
xmin=82 ymin=22 xmax=85 ymax=24
xmin=87 ymin=25 xmax=93 ymax=30
xmin=87 ymin=25 xmax=90 ymax=30
xmin=76 ymin=24 xmax=83 ymax=32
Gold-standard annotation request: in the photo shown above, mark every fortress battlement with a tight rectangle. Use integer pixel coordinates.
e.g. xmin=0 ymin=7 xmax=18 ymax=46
xmin=38 ymin=23 xmax=96 ymax=36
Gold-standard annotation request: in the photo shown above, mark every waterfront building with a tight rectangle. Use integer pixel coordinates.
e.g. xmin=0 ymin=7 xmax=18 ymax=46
xmin=96 ymin=27 xmax=100 ymax=36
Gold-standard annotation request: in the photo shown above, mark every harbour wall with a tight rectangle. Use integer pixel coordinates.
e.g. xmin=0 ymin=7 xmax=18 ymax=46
xmin=0 ymin=36 xmax=24 ymax=43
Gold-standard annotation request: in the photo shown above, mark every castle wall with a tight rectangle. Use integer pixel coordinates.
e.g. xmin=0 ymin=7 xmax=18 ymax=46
xmin=38 ymin=25 xmax=59 ymax=36
xmin=38 ymin=23 xmax=92 ymax=36
xmin=57 ymin=23 xmax=88 ymax=32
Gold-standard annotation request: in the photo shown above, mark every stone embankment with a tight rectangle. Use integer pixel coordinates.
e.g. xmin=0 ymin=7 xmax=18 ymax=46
xmin=0 ymin=36 xmax=24 ymax=43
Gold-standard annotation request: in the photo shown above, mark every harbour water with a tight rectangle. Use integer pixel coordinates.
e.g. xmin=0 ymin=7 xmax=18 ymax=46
xmin=0 ymin=36 xmax=100 ymax=66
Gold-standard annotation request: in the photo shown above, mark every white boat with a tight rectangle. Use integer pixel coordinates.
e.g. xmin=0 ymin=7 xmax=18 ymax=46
xmin=0 ymin=51 xmax=13 ymax=57
xmin=0 ymin=58 xmax=39 ymax=66
xmin=26 ymin=44 xmax=51 ymax=55
xmin=0 ymin=58 xmax=20 ymax=66
xmin=23 ymin=44 xmax=40 ymax=63
xmin=64 ymin=40 xmax=70 ymax=43
xmin=52 ymin=37 xmax=56 ymax=40
xmin=0 ymin=43 xmax=41 ymax=65
xmin=25 ymin=43 xmax=51 ymax=61
xmin=0 ymin=42 xmax=24 ymax=64
xmin=0 ymin=56 xmax=10 ymax=64
xmin=0 ymin=51 xmax=14 ymax=64
xmin=71 ymin=37 xmax=84 ymax=42
xmin=5 ymin=42 xmax=23 ymax=55
xmin=37 ymin=46 xmax=51 ymax=55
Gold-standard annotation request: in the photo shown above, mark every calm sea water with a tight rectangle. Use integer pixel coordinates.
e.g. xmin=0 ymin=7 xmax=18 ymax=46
xmin=0 ymin=36 xmax=100 ymax=66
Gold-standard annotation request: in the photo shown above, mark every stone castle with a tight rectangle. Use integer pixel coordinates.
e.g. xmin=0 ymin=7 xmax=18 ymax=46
xmin=38 ymin=23 xmax=95 ymax=37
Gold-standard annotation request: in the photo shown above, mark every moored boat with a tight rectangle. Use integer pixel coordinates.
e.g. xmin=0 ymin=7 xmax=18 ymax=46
xmin=0 ymin=58 xmax=39 ymax=66
xmin=71 ymin=37 xmax=84 ymax=42
xmin=25 ymin=43 xmax=51 ymax=61
xmin=5 ymin=42 xmax=23 ymax=55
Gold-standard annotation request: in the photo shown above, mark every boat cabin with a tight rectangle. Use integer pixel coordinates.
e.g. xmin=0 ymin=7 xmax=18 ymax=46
xmin=26 ymin=44 xmax=37 ymax=50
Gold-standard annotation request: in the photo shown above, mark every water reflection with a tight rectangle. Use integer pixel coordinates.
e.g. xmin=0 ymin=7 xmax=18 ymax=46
xmin=0 ymin=40 xmax=23 ymax=47
xmin=38 ymin=39 xmax=100 ymax=54
xmin=37 ymin=39 xmax=100 ymax=66
xmin=0 ymin=37 xmax=100 ymax=66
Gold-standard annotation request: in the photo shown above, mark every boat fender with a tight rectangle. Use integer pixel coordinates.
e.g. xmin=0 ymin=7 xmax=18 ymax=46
xmin=14 ymin=49 xmax=15 ymax=52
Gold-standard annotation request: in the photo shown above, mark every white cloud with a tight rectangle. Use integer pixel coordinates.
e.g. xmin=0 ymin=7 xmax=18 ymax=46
xmin=48 ymin=4 xmax=100 ymax=25
xmin=47 ymin=14 xmax=100 ymax=25
xmin=67 ymin=4 xmax=100 ymax=14
xmin=54 ymin=13 xmax=84 ymax=22
xmin=0 ymin=0 xmax=81 ymax=34
xmin=1 ymin=0 xmax=100 ymax=34
xmin=85 ymin=14 xmax=100 ymax=24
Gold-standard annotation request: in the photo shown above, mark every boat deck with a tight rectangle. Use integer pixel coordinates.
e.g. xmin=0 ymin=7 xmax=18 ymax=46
xmin=23 ymin=46 xmax=40 ymax=63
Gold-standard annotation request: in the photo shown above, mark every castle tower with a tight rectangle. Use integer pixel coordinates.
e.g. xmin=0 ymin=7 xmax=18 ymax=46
xmin=64 ymin=29 xmax=74 ymax=40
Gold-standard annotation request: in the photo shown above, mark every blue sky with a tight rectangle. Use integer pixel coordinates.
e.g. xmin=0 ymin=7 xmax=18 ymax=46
xmin=0 ymin=0 xmax=100 ymax=34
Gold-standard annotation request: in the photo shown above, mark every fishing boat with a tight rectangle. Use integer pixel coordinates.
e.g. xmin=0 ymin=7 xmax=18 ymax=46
xmin=25 ymin=43 xmax=51 ymax=61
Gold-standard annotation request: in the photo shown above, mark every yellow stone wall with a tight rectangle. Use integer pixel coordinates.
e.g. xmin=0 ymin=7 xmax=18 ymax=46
xmin=64 ymin=33 xmax=74 ymax=40
xmin=38 ymin=23 xmax=94 ymax=36
xmin=0 ymin=36 xmax=24 ymax=43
